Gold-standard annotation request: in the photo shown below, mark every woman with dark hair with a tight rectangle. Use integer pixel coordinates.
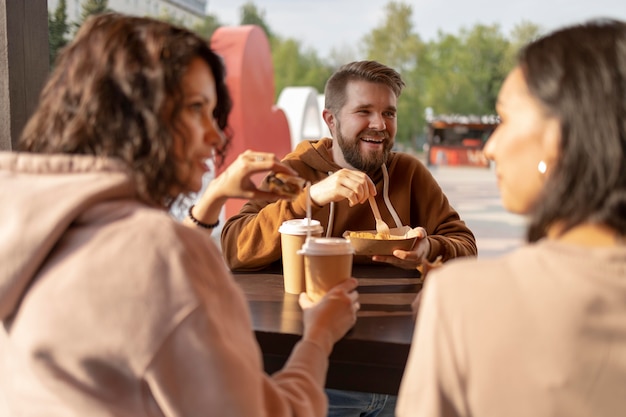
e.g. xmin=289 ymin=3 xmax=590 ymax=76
xmin=397 ymin=19 xmax=626 ymax=417
xmin=0 ymin=13 xmax=359 ymax=416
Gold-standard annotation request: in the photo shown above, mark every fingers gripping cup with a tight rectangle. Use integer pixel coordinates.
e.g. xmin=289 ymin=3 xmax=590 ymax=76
xmin=298 ymin=237 xmax=355 ymax=302
xmin=279 ymin=219 xmax=324 ymax=294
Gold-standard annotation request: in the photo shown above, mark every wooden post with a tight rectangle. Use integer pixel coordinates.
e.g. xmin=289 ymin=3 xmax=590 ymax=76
xmin=0 ymin=0 xmax=49 ymax=151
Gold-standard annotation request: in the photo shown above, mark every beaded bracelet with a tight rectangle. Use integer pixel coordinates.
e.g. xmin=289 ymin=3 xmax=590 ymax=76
xmin=188 ymin=205 xmax=220 ymax=229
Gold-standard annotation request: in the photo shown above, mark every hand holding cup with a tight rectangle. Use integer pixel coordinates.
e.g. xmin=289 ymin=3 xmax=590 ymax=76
xmin=298 ymin=237 xmax=355 ymax=302
xmin=299 ymin=278 xmax=359 ymax=355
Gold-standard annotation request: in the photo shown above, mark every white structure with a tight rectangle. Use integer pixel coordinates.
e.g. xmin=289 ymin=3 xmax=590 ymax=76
xmin=317 ymin=94 xmax=332 ymax=139
xmin=277 ymin=86 xmax=324 ymax=150
xmin=48 ymin=0 xmax=207 ymax=29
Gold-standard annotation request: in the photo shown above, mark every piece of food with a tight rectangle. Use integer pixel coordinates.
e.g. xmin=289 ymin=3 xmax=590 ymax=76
xmin=346 ymin=231 xmax=405 ymax=240
xmin=267 ymin=172 xmax=306 ymax=199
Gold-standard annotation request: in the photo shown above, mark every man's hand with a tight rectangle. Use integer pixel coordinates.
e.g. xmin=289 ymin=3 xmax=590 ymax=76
xmin=372 ymin=227 xmax=430 ymax=269
xmin=309 ymin=168 xmax=376 ymax=206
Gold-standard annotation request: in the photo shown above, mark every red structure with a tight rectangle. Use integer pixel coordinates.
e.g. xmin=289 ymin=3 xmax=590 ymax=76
xmin=425 ymin=115 xmax=499 ymax=168
xmin=210 ymin=25 xmax=292 ymax=218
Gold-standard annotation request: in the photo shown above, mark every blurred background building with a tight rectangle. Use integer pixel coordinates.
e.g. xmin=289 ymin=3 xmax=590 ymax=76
xmin=47 ymin=0 xmax=207 ymax=28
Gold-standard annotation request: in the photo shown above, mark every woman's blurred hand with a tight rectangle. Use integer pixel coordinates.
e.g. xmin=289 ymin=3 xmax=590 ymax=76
xmin=209 ymin=150 xmax=298 ymax=201
xmin=299 ymin=278 xmax=359 ymax=355
xmin=184 ymin=150 xmax=299 ymax=230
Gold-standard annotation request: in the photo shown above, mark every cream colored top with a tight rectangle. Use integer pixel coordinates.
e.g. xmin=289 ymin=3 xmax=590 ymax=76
xmin=397 ymin=239 xmax=626 ymax=417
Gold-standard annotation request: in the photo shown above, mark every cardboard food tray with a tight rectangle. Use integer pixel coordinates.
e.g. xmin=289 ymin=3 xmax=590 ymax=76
xmin=343 ymin=226 xmax=417 ymax=256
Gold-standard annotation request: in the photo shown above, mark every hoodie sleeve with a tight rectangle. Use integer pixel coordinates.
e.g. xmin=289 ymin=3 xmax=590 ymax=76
xmin=220 ymin=146 xmax=332 ymax=271
xmin=145 ymin=308 xmax=329 ymax=417
xmin=145 ymin=228 xmax=329 ymax=417
xmin=220 ymin=192 xmax=308 ymax=270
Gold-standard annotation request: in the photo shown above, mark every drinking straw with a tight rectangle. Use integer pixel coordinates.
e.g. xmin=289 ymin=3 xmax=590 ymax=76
xmin=306 ymin=181 xmax=312 ymax=240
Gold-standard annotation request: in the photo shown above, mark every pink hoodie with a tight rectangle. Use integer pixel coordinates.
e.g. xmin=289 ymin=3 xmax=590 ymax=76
xmin=0 ymin=152 xmax=328 ymax=417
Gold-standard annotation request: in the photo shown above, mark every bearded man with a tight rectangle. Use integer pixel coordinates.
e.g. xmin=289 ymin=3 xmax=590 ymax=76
xmin=219 ymin=60 xmax=477 ymax=417
xmin=221 ymin=60 xmax=476 ymax=272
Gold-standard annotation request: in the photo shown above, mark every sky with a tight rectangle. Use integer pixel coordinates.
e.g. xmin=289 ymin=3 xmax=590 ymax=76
xmin=206 ymin=0 xmax=626 ymax=58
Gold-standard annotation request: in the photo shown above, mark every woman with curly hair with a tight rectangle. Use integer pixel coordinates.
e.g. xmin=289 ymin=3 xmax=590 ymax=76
xmin=0 ymin=13 xmax=359 ymax=417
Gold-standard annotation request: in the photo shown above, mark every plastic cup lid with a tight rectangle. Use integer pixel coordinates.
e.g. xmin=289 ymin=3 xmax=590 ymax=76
xmin=298 ymin=237 xmax=355 ymax=255
xmin=279 ymin=219 xmax=323 ymax=235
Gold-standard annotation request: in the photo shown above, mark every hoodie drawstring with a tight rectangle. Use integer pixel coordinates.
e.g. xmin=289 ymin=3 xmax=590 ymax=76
xmin=381 ymin=164 xmax=403 ymax=228
xmin=324 ymin=165 xmax=402 ymax=237
xmin=326 ymin=171 xmax=335 ymax=237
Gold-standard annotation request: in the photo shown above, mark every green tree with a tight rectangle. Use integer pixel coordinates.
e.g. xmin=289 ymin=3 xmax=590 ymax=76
xmin=48 ymin=0 xmax=70 ymax=65
xmin=156 ymin=9 xmax=185 ymax=28
xmin=362 ymin=1 xmax=425 ymax=145
xmin=78 ymin=0 xmax=109 ymax=26
xmin=239 ymin=1 xmax=274 ymax=41
xmin=327 ymin=44 xmax=359 ymax=68
xmin=420 ymin=24 xmax=509 ymax=116
xmin=272 ymin=38 xmax=333 ymax=98
xmin=462 ymin=24 xmax=509 ymax=114
xmin=502 ymin=21 xmax=543 ymax=73
xmin=194 ymin=13 xmax=222 ymax=40
xmin=362 ymin=2 xmax=422 ymax=73
xmin=233 ymin=2 xmax=331 ymax=100
xmin=356 ymin=4 xmax=538 ymax=146
xmin=423 ymin=33 xmax=471 ymax=114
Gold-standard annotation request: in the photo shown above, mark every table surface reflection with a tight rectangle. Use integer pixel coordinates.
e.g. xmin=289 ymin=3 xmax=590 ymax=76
xmin=233 ymin=263 xmax=422 ymax=395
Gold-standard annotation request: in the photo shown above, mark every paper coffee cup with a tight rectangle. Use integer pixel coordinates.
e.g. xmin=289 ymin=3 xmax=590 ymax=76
xmin=298 ymin=237 xmax=354 ymax=302
xmin=279 ymin=219 xmax=323 ymax=294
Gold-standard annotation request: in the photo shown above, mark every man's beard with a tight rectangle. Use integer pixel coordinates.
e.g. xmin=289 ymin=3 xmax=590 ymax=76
xmin=335 ymin=119 xmax=392 ymax=173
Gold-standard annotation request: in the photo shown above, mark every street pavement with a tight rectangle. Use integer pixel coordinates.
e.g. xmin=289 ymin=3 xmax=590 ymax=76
xmin=428 ymin=164 xmax=527 ymax=259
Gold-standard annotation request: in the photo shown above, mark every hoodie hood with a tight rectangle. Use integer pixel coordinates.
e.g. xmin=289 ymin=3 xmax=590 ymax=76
xmin=286 ymin=139 xmax=341 ymax=174
xmin=287 ymin=139 xmax=394 ymax=185
xmin=0 ymin=152 xmax=135 ymax=321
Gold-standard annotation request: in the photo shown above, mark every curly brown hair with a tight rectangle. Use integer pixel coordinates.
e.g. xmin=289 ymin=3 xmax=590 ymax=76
xmin=18 ymin=13 xmax=232 ymax=208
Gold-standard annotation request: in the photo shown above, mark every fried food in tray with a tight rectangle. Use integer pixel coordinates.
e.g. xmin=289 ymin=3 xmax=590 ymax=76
xmin=343 ymin=226 xmax=417 ymax=256
xmin=346 ymin=231 xmax=407 ymax=240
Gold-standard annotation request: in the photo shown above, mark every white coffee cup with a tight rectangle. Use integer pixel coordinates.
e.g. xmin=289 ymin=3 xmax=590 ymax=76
xmin=298 ymin=237 xmax=354 ymax=302
xmin=278 ymin=219 xmax=323 ymax=294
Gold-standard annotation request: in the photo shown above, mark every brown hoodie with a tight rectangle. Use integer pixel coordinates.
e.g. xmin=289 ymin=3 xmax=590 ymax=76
xmin=221 ymin=139 xmax=477 ymax=270
xmin=0 ymin=152 xmax=329 ymax=417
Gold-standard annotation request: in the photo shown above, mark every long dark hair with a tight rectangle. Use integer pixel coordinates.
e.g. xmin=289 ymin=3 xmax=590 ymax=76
xmin=18 ymin=13 xmax=232 ymax=208
xmin=519 ymin=19 xmax=626 ymax=241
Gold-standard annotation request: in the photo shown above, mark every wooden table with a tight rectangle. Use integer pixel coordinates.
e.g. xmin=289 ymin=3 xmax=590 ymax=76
xmin=233 ymin=263 xmax=422 ymax=395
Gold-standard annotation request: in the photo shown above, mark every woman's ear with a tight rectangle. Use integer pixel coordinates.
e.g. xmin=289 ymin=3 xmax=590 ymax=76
xmin=542 ymin=116 xmax=562 ymax=167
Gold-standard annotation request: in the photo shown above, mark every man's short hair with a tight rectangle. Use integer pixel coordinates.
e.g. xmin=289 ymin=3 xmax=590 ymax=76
xmin=324 ymin=60 xmax=405 ymax=113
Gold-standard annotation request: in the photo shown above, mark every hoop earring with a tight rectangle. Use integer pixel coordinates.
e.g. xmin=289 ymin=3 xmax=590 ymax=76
xmin=537 ymin=160 xmax=547 ymax=174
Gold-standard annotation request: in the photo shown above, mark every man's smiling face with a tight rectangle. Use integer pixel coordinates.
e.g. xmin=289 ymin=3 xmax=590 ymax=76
xmin=329 ymin=80 xmax=397 ymax=173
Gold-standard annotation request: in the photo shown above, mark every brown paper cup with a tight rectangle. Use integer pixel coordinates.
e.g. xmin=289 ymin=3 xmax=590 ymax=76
xmin=279 ymin=219 xmax=323 ymax=294
xmin=298 ymin=237 xmax=354 ymax=302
